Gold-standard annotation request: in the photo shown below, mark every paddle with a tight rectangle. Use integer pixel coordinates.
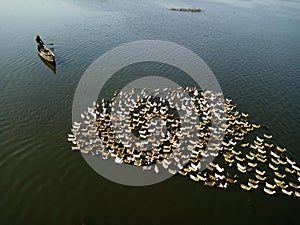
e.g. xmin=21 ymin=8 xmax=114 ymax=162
xmin=46 ymin=43 xmax=54 ymax=51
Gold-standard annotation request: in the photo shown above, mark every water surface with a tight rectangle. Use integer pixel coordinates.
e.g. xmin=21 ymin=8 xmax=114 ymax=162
xmin=0 ymin=0 xmax=299 ymax=224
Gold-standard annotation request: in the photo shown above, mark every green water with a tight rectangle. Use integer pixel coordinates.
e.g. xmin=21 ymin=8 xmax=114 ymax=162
xmin=0 ymin=0 xmax=299 ymax=224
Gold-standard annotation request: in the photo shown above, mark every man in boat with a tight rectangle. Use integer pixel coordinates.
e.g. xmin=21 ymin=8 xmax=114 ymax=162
xmin=35 ymin=35 xmax=45 ymax=52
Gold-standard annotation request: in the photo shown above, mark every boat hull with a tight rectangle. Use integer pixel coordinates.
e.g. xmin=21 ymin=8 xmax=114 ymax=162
xmin=37 ymin=45 xmax=55 ymax=63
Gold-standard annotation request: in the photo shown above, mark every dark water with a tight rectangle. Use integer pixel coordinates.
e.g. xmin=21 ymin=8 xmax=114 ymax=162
xmin=0 ymin=0 xmax=300 ymax=224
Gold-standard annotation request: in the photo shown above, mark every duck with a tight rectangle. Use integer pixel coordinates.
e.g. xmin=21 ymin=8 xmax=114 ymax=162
xmin=248 ymin=182 xmax=258 ymax=189
xmin=235 ymin=136 xmax=244 ymax=141
xmin=285 ymin=167 xmax=295 ymax=174
xmin=197 ymin=173 xmax=208 ymax=182
xmin=241 ymin=143 xmax=250 ymax=147
xmin=226 ymin=177 xmax=237 ymax=184
xmin=257 ymin=148 xmax=266 ymax=154
xmin=248 ymin=162 xmax=257 ymax=168
xmin=215 ymin=164 xmax=224 ymax=173
xmin=240 ymin=184 xmax=252 ymax=191
xmin=270 ymin=151 xmax=280 ymax=159
xmin=68 ymin=134 xmax=75 ymax=138
xmin=254 ymin=140 xmax=262 ymax=146
xmin=271 ymin=158 xmax=280 ymax=165
xmin=235 ymin=155 xmax=245 ymax=162
xmin=246 ymin=154 xmax=254 ymax=161
xmin=289 ymin=182 xmax=300 ymax=189
xmin=256 ymin=136 xmax=264 ymax=143
xmin=204 ymin=180 xmax=216 ymax=187
xmin=217 ymin=182 xmax=228 ymax=189
xmin=115 ymin=157 xmax=123 ymax=164
xmin=277 ymin=182 xmax=288 ymax=189
xmin=286 ymin=157 xmax=296 ymax=165
xmin=266 ymin=182 xmax=276 ymax=189
xmin=237 ymin=163 xmax=247 ymax=173
xmin=264 ymin=187 xmax=276 ymax=195
xmin=282 ymin=189 xmax=293 ymax=196
xmin=294 ymin=191 xmax=300 ymax=198
xmin=278 ymin=158 xmax=287 ymax=165
xmin=71 ymin=146 xmax=80 ymax=151
xmin=208 ymin=174 xmax=219 ymax=182
xmin=257 ymin=157 xmax=267 ymax=163
xmin=241 ymin=113 xmax=248 ymax=118
xmin=249 ymin=178 xmax=260 ymax=184
xmin=292 ymin=164 xmax=300 ymax=171
xmin=249 ymin=151 xmax=257 ymax=157
xmin=190 ymin=174 xmax=200 ymax=182
xmin=257 ymin=153 xmax=267 ymax=159
xmin=276 ymin=146 xmax=286 ymax=152
xmin=264 ymin=142 xmax=274 ymax=148
xmin=274 ymin=178 xmax=285 ymax=185
xmin=168 ymin=168 xmax=177 ymax=175
xmin=67 ymin=137 xmax=76 ymax=142
xmin=263 ymin=134 xmax=272 ymax=139
xmin=255 ymin=169 xmax=265 ymax=176
xmin=255 ymin=174 xmax=266 ymax=181
xmin=274 ymin=171 xmax=286 ymax=179
xmin=269 ymin=163 xmax=278 ymax=171
xmin=178 ymin=170 xmax=187 ymax=176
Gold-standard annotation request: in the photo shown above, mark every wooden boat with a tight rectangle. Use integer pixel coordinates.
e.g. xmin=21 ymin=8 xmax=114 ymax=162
xmin=38 ymin=54 xmax=56 ymax=73
xmin=37 ymin=44 xmax=55 ymax=63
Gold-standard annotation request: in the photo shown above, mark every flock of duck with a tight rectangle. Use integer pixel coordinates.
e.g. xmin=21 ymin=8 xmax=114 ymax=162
xmin=68 ymin=87 xmax=300 ymax=197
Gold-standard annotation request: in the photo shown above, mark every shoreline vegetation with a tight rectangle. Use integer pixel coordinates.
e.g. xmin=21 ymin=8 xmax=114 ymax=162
xmin=168 ymin=7 xmax=201 ymax=12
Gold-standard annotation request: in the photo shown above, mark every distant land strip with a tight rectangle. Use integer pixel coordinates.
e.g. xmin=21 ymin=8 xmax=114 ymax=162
xmin=168 ymin=8 xmax=201 ymax=12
